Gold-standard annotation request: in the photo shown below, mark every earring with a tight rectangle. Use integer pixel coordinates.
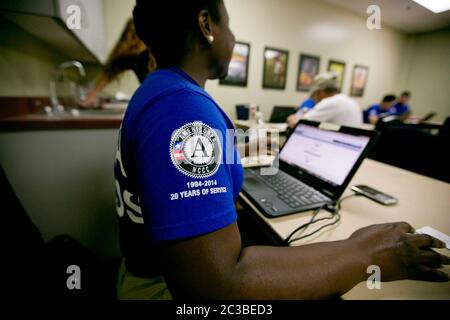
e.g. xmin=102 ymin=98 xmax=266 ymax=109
xmin=207 ymin=35 xmax=214 ymax=44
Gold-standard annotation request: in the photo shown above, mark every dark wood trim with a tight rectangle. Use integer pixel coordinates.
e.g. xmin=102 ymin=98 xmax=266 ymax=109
xmin=0 ymin=97 xmax=122 ymax=131
xmin=0 ymin=114 xmax=122 ymax=131
xmin=0 ymin=96 xmax=50 ymax=118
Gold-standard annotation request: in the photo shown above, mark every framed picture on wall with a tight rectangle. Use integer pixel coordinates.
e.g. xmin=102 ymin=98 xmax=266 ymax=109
xmin=327 ymin=60 xmax=346 ymax=91
xmin=262 ymin=47 xmax=289 ymax=90
xmin=350 ymin=65 xmax=369 ymax=97
xmin=296 ymin=54 xmax=320 ymax=92
xmin=220 ymin=41 xmax=251 ymax=87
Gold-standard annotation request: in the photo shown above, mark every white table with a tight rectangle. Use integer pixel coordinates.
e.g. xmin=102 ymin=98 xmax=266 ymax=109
xmin=239 ymin=159 xmax=450 ymax=299
xmin=234 ymin=120 xmax=288 ymax=133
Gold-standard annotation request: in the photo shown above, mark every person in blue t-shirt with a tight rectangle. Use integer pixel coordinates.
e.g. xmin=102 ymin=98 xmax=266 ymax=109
xmin=114 ymin=0 xmax=449 ymax=300
xmin=298 ymin=91 xmax=318 ymax=113
xmin=286 ymin=91 xmax=318 ymax=126
xmin=364 ymin=94 xmax=397 ymax=124
xmin=393 ymin=91 xmax=412 ymax=119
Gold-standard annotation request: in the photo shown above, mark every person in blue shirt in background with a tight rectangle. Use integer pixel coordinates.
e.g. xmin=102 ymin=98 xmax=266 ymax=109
xmin=298 ymin=91 xmax=318 ymax=113
xmin=393 ymin=91 xmax=412 ymax=119
xmin=286 ymin=89 xmax=318 ymax=125
xmin=114 ymin=0 xmax=449 ymax=300
xmin=364 ymin=94 xmax=397 ymax=124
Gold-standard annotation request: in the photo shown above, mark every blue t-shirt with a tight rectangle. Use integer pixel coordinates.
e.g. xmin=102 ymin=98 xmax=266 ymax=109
xmin=298 ymin=97 xmax=316 ymax=112
xmin=364 ymin=103 xmax=399 ymax=123
xmin=364 ymin=103 xmax=411 ymax=123
xmin=392 ymin=102 xmax=410 ymax=115
xmin=114 ymin=67 xmax=243 ymax=275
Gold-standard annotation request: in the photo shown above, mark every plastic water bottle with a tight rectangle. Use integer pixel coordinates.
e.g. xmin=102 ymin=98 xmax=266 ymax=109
xmin=249 ymin=103 xmax=258 ymax=127
xmin=256 ymin=111 xmax=264 ymax=126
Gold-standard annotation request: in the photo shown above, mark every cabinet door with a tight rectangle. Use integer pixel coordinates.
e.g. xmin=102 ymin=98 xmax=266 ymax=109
xmin=58 ymin=0 xmax=107 ymax=63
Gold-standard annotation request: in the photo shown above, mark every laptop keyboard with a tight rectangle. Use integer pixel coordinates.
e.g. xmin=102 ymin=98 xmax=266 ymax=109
xmin=258 ymin=170 xmax=330 ymax=208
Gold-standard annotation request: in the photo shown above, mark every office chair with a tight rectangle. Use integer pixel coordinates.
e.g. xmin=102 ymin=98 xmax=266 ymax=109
xmin=369 ymin=123 xmax=449 ymax=183
xmin=1 ymin=165 xmax=119 ymax=299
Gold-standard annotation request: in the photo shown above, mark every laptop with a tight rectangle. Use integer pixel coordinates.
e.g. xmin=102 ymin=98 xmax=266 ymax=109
xmin=241 ymin=120 xmax=379 ymax=217
xmin=269 ymin=106 xmax=296 ymax=123
xmin=420 ymin=112 xmax=436 ymax=122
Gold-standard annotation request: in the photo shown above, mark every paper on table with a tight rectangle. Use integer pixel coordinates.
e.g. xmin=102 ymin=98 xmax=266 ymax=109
xmin=416 ymin=226 xmax=450 ymax=250
xmin=241 ymin=155 xmax=275 ymax=168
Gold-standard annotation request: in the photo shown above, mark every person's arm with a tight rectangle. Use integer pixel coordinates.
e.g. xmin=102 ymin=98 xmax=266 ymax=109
xmin=366 ymin=107 xmax=380 ymax=124
xmin=80 ymin=53 xmax=136 ymax=108
xmin=287 ymin=114 xmax=300 ymax=128
xmin=398 ymin=111 xmax=411 ymax=121
xmin=368 ymin=114 xmax=379 ymax=124
xmin=79 ymin=76 xmax=110 ymax=108
xmin=81 ymin=19 xmax=151 ymax=107
xmin=162 ymin=221 xmax=449 ymax=299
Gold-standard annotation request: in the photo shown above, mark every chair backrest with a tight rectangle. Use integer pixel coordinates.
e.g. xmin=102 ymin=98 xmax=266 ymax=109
xmin=369 ymin=124 xmax=449 ymax=183
xmin=439 ymin=117 xmax=450 ymax=137
xmin=269 ymin=106 xmax=296 ymax=123
xmin=0 ymin=165 xmax=46 ymax=251
xmin=363 ymin=108 xmax=371 ymax=124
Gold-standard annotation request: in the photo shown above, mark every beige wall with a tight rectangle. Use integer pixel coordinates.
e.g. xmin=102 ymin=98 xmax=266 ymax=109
xmin=0 ymin=17 xmax=69 ymax=96
xmin=208 ymin=0 xmax=410 ymax=118
xmin=102 ymin=0 xmax=410 ymax=118
xmin=401 ymin=28 xmax=450 ymax=121
xmin=100 ymin=0 xmax=140 ymax=97
xmin=1 ymin=0 xmax=448 ymax=120
xmin=0 ymin=16 xmax=102 ymax=98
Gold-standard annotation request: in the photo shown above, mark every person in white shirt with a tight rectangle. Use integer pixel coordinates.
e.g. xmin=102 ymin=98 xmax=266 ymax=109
xmin=287 ymin=73 xmax=363 ymax=128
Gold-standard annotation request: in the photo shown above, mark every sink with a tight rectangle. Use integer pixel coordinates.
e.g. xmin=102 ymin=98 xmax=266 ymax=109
xmin=76 ymin=109 xmax=125 ymax=116
xmin=42 ymin=107 xmax=125 ymax=118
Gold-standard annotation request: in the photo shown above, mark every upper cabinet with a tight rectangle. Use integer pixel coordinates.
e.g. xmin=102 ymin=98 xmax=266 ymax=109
xmin=0 ymin=0 xmax=106 ymax=64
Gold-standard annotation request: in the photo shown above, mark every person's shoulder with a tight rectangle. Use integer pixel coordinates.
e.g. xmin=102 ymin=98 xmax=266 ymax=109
xmin=395 ymin=102 xmax=410 ymax=111
xmin=146 ymin=70 xmax=217 ymax=107
xmin=157 ymin=86 xmax=218 ymax=112
xmin=127 ymin=72 xmax=218 ymax=120
xmin=335 ymin=93 xmax=354 ymax=102
xmin=315 ymin=95 xmax=334 ymax=107
xmin=302 ymin=98 xmax=315 ymax=107
xmin=321 ymin=93 xmax=347 ymax=107
xmin=331 ymin=94 xmax=360 ymax=110
xmin=127 ymin=69 xmax=188 ymax=107
xmin=131 ymin=86 xmax=227 ymax=138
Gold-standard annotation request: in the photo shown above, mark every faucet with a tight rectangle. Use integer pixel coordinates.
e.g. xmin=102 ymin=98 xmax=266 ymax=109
xmin=48 ymin=60 xmax=86 ymax=114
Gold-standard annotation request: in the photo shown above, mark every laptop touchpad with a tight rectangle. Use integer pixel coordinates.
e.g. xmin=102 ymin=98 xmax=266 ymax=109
xmin=244 ymin=175 xmax=267 ymax=190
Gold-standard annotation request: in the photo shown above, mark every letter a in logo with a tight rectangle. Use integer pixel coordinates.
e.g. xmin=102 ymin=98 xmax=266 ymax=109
xmin=192 ymin=138 xmax=208 ymax=158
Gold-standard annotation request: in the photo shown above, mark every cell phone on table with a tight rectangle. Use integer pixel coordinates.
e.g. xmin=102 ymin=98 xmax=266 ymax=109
xmin=351 ymin=185 xmax=398 ymax=205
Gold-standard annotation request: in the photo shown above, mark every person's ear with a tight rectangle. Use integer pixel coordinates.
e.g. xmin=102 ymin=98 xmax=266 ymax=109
xmin=198 ymin=10 xmax=215 ymax=45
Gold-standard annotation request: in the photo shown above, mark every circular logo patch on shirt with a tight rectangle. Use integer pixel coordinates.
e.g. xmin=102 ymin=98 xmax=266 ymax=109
xmin=170 ymin=122 xmax=222 ymax=178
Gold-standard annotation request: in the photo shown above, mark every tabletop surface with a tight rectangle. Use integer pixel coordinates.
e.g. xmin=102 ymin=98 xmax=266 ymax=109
xmin=239 ymin=159 xmax=450 ymax=299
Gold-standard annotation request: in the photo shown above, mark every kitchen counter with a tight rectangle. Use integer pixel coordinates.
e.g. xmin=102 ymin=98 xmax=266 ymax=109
xmin=0 ymin=97 xmax=125 ymax=131
xmin=0 ymin=112 xmax=124 ymax=131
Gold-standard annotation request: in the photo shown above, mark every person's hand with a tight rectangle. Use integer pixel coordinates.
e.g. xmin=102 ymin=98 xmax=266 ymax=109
xmin=79 ymin=89 xmax=98 ymax=108
xmin=287 ymin=114 xmax=300 ymax=128
xmin=350 ymin=222 xmax=449 ymax=282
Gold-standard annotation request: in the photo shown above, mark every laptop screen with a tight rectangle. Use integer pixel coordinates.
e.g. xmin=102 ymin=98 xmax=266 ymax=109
xmin=279 ymin=123 xmax=370 ymax=186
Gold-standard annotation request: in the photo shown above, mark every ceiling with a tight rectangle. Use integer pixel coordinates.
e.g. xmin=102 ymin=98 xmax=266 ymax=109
xmin=321 ymin=0 xmax=450 ymax=34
